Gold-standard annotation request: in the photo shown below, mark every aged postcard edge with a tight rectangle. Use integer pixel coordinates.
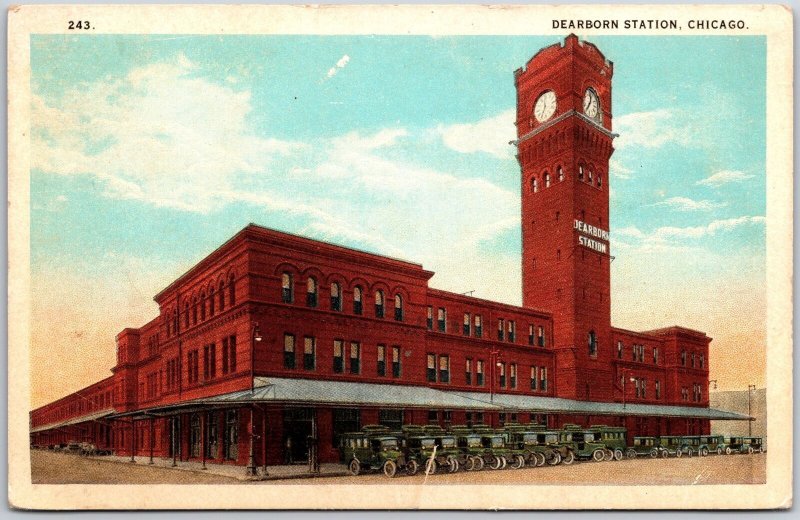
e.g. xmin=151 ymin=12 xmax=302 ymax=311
xmin=7 ymin=3 xmax=793 ymax=510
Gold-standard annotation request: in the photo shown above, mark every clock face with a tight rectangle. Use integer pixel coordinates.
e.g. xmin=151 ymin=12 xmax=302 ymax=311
xmin=583 ymin=89 xmax=601 ymax=122
xmin=533 ymin=90 xmax=557 ymax=123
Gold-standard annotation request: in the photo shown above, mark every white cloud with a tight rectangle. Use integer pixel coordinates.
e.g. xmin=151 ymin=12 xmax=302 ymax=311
xmin=614 ymin=109 xmax=691 ymax=150
xmin=32 ymin=54 xmax=306 ymax=213
xmin=437 ymin=109 xmax=516 ymax=159
xmin=618 ymin=216 xmax=765 ymax=246
xmin=609 ymin=157 xmax=634 ymax=179
xmin=326 ymin=54 xmax=351 ymax=79
xmin=652 ymin=196 xmax=727 ymax=211
xmin=696 ymin=170 xmax=754 ymax=187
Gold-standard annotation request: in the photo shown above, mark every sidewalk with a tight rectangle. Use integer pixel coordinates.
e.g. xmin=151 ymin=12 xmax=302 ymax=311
xmin=89 ymin=454 xmax=349 ymax=481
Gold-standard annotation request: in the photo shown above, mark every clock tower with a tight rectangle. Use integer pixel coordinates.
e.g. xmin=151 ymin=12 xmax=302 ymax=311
xmin=515 ymin=34 xmax=615 ymax=401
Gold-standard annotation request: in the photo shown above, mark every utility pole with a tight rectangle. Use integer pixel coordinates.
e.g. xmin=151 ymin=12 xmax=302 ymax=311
xmin=747 ymin=384 xmax=757 ymax=436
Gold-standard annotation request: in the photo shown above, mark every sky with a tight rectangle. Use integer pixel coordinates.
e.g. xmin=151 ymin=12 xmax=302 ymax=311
xmin=29 ymin=35 xmax=766 ymax=407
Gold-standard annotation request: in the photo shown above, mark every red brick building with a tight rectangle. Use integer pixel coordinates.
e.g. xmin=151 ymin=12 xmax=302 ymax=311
xmin=30 ymin=35 xmax=747 ymax=471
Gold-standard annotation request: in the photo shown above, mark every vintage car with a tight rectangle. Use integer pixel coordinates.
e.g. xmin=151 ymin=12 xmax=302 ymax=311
xmin=678 ymin=435 xmax=702 ymax=457
xmin=404 ymin=432 xmax=459 ymax=475
xmin=625 ymin=436 xmax=665 ymax=458
xmin=658 ymin=436 xmax=690 ymax=458
xmin=697 ymin=435 xmax=727 ymax=455
xmin=340 ymin=430 xmax=415 ymax=477
xmin=450 ymin=427 xmax=488 ymax=471
xmin=561 ymin=424 xmax=613 ymax=461
xmin=727 ymin=436 xmax=764 ymax=454
xmin=588 ymin=425 xmax=627 ymax=460
xmin=500 ymin=426 xmax=550 ymax=467
xmin=470 ymin=425 xmax=516 ymax=470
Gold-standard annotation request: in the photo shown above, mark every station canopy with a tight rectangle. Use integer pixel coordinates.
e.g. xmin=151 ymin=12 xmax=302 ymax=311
xmin=30 ymin=408 xmax=116 ymax=433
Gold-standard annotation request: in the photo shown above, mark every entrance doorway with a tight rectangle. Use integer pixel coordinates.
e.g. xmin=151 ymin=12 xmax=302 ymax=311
xmin=283 ymin=408 xmax=313 ymax=464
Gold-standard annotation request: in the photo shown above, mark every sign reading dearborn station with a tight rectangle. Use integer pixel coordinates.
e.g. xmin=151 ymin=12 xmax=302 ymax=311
xmin=30 ymin=35 xmax=748 ymax=472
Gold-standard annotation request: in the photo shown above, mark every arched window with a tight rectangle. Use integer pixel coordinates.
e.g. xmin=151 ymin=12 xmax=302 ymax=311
xmin=184 ymin=303 xmax=190 ymax=329
xmin=330 ymin=282 xmax=341 ymax=311
xmin=532 ymin=177 xmax=539 ymax=193
xmin=544 ymin=172 xmax=551 ymax=188
xmin=209 ymin=287 xmax=215 ymax=316
xmin=394 ymin=294 xmax=403 ymax=321
xmin=588 ymin=170 xmax=593 ymax=184
xmin=578 ymin=165 xmax=584 ymax=180
xmin=374 ymin=290 xmax=385 ymax=318
xmin=218 ymin=280 xmax=225 ymax=311
xmin=192 ymin=297 xmax=198 ymax=325
xmin=597 ymin=174 xmax=602 ymax=188
xmin=306 ymin=277 xmax=318 ymax=307
xmin=353 ymin=286 xmax=363 ymax=315
xmin=228 ymin=274 xmax=236 ymax=305
xmin=173 ymin=309 xmax=179 ymax=334
xmin=281 ymin=273 xmax=293 ymax=303
xmin=588 ymin=330 xmax=597 ymax=357
xmin=557 ymin=166 xmax=564 ymax=182
xmin=200 ymin=291 xmax=206 ymax=321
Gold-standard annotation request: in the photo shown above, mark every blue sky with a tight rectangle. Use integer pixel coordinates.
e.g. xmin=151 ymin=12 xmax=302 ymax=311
xmin=29 ymin=35 xmax=766 ymax=402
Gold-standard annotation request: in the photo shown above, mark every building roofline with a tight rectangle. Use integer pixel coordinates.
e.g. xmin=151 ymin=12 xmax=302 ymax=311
xmin=427 ymin=287 xmax=553 ymax=318
xmin=30 ymin=374 xmax=116 ymax=414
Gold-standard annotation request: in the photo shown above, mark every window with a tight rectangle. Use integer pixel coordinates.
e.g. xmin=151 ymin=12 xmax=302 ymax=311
xmin=330 ymin=282 xmax=341 ymax=311
xmin=635 ymin=378 xmax=640 ymax=398
xmin=653 ymin=347 xmax=659 ymax=364
xmin=463 ymin=313 xmax=471 ymax=336
xmin=349 ymin=342 xmax=360 ymax=374
xmin=437 ymin=307 xmax=447 ymax=332
xmin=681 ymin=350 xmax=687 ymax=366
xmin=281 ymin=273 xmax=293 ymax=303
xmin=531 ymin=177 xmax=538 ymax=193
xmin=465 ymin=358 xmax=472 ymax=385
xmin=588 ymin=170 xmax=593 ymax=184
xmin=597 ymin=174 xmax=602 ymax=188
xmin=499 ymin=363 xmax=506 ymax=388
xmin=700 ymin=354 xmax=705 ymax=368
xmin=192 ymin=298 xmax=198 ymax=325
xmin=655 ymin=380 xmax=661 ymax=400
xmin=209 ymin=287 xmax=215 ymax=316
xmin=510 ymin=363 xmax=517 ymax=389
xmin=537 ymin=326 xmax=545 ymax=347
xmin=545 ymin=173 xmax=551 ymax=188
xmin=557 ymin=166 xmax=564 ymax=182
xmin=578 ymin=165 xmax=584 ymax=180
xmin=219 ymin=280 xmax=225 ymax=311
xmin=203 ymin=343 xmax=216 ymax=380
xmin=617 ymin=341 xmax=623 ymax=359
xmin=222 ymin=334 xmax=237 ymax=375
xmin=497 ymin=319 xmax=505 ymax=341
xmin=588 ymin=330 xmax=597 ymax=357
xmin=200 ymin=291 xmax=206 ymax=321
xmin=375 ymin=291 xmax=384 ymax=318
xmin=428 ymin=410 xmax=439 ymax=424
xmin=228 ymin=273 xmax=236 ymax=306
xmin=377 ymin=345 xmax=386 ymax=376
xmin=528 ymin=325 xmax=534 ymax=345
xmin=391 ymin=346 xmax=401 ymax=378
xmin=540 ymin=367 xmax=548 ymax=391
xmin=642 ymin=379 xmax=647 ymax=399
xmin=439 ymin=355 xmax=450 ymax=383
xmin=352 ymin=286 xmax=363 ymax=315
xmin=427 ymin=306 xmax=433 ymax=330
xmin=393 ymin=294 xmax=403 ymax=321
xmin=224 ymin=409 xmax=238 ymax=460
xmin=188 ymin=350 xmax=199 ymax=384
xmin=427 ymin=354 xmax=437 ymax=382
xmin=333 ymin=340 xmax=344 ymax=373
xmin=691 ymin=352 xmax=696 ymax=368
xmin=306 ymin=277 xmax=318 ymax=307
xmin=476 ymin=360 xmax=485 ymax=386
xmin=474 ymin=315 xmax=483 ymax=338
xmin=283 ymin=334 xmax=296 ymax=369
xmin=508 ymin=320 xmax=516 ymax=342
xmin=184 ymin=303 xmax=190 ymax=329
xmin=304 ymin=337 xmax=315 ymax=370
xmin=530 ymin=366 xmax=538 ymax=390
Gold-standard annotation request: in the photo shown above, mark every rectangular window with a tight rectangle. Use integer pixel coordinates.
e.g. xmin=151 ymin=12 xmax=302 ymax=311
xmin=391 ymin=346 xmax=401 ymax=378
xmin=700 ymin=354 xmax=705 ymax=368
xmin=635 ymin=379 xmax=641 ymax=398
xmin=228 ymin=335 xmax=236 ymax=373
xmin=681 ymin=350 xmax=687 ymax=366
xmin=530 ymin=366 xmax=538 ymax=390
xmin=497 ymin=319 xmax=505 ymax=341
xmin=303 ymin=336 xmax=315 ymax=370
xmin=537 ymin=326 xmax=545 ymax=347
xmin=508 ymin=321 xmax=515 ymax=342
xmin=476 ymin=360 xmax=485 ymax=386
xmin=222 ymin=336 xmax=229 ymax=375
xmin=691 ymin=353 xmax=696 ymax=368
xmin=510 ymin=363 xmax=517 ymax=389
xmin=463 ymin=313 xmax=471 ymax=336
xmin=540 ymin=367 xmax=547 ymax=392
xmin=428 ymin=410 xmax=438 ymax=424
xmin=655 ymin=380 xmax=661 ymax=399
xmin=437 ymin=308 xmax=447 ymax=332
xmin=528 ymin=325 xmax=534 ymax=345
xmin=499 ymin=363 xmax=506 ymax=388
xmin=642 ymin=379 xmax=647 ymax=399
xmin=203 ymin=345 xmax=210 ymax=380
xmin=617 ymin=341 xmax=623 ymax=359
xmin=653 ymin=347 xmax=659 ymax=364
xmin=330 ymin=283 xmax=341 ymax=311
xmin=284 ymin=334 xmax=296 ymax=369
xmin=443 ymin=410 xmax=452 ymax=426
xmin=349 ymin=342 xmax=360 ymax=374
xmin=209 ymin=343 xmax=216 ymax=379
xmin=474 ymin=315 xmax=483 ymax=338
xmin=465 ymin=358 xmax=472 ymax=385
xmin=377 ymin=344 xmax=386 ymax=376
xmin=333 ymin=339 xmax=344 ymax=373
xmin=640 ymin=345 xmax=645 ymax=363
xmin=427 ymin=354 xmax=437 ymax=382
xmin=427 ymin=306 xmax=433 ymax=330
xmin=439 ymin=354 xmax=450 ymax=383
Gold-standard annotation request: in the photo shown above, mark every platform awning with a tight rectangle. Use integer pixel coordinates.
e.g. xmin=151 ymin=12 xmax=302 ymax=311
xmin=30 ymin=408 xmax=116 ymax=434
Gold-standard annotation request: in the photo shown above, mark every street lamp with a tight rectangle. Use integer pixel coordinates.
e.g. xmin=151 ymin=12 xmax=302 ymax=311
xmin=247 ymin=322 xmax=264 ymax=477
xmin=747 ymin=384 xmax=757 ymax=436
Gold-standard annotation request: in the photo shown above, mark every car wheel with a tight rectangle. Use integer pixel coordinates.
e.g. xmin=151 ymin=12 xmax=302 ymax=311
xmin=465 ymin=456 xmax=476 ymax=472
xmin=747 ymin=446 xmax=754 ymax=455
xmin=700 ymin=447 xmax=709 ymax=457
xmin=725 ymin=447 xmax=732 ymax=455
xmin=627 ymin=448 xmax=638 ymax=459
xmin=604 ymin=449 xmax=614 ymax=461
xmin=592 ymin=449 xmax=605 ymax=462
xmin=383 ymin=460 xmax=398 ymax=478
xmin=424 ymin=458 xmax=437 ymax=475
xmin=500 ymin=456 xmax=508 ymax=470
xmin=447 ymin=457 xmax=459 ymax=473
xmin=661 ymin=449 xmax=669 ymax=458
xmin=489 ymin=456 xmax=503 ymax=470
xmin=676 ymin=449 xmax=682 ymax=458
xmin=513 ymin=455 xmax=525 ymax=469
xmin=475 ymin=456 xmax=485 ymax=471
xmin=349 ymin=459 xmax=361 ymax=476
xmin=562 ymin=451 xmax=575 ymax=465
xmin=535 ymin=452 xmax=546 ymax=467
xmin=614 ymin=449 xmax=624 ymax=461
xmin=406 ymin=459 xmax=419 ymax=476
xmin=759 ymin=447 xmax=764 ymax=454
xmin=717 ymin=447 xmax=723 ymax=455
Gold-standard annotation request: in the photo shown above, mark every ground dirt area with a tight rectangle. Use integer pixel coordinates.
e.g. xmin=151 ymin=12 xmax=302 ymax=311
xmin=276 ymin=453 xmax=767 ymax=486
xmin=31 ymin=450 xmax=765 ymax=486
xmin=31 ymin=450 xmax=245 ymax=484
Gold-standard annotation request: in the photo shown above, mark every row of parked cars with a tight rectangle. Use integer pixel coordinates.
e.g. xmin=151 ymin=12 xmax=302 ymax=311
xmin=32 ymin=442 xmax=111 ymax=456
xmin=340 ymin=423 xmax=764 ymax=478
